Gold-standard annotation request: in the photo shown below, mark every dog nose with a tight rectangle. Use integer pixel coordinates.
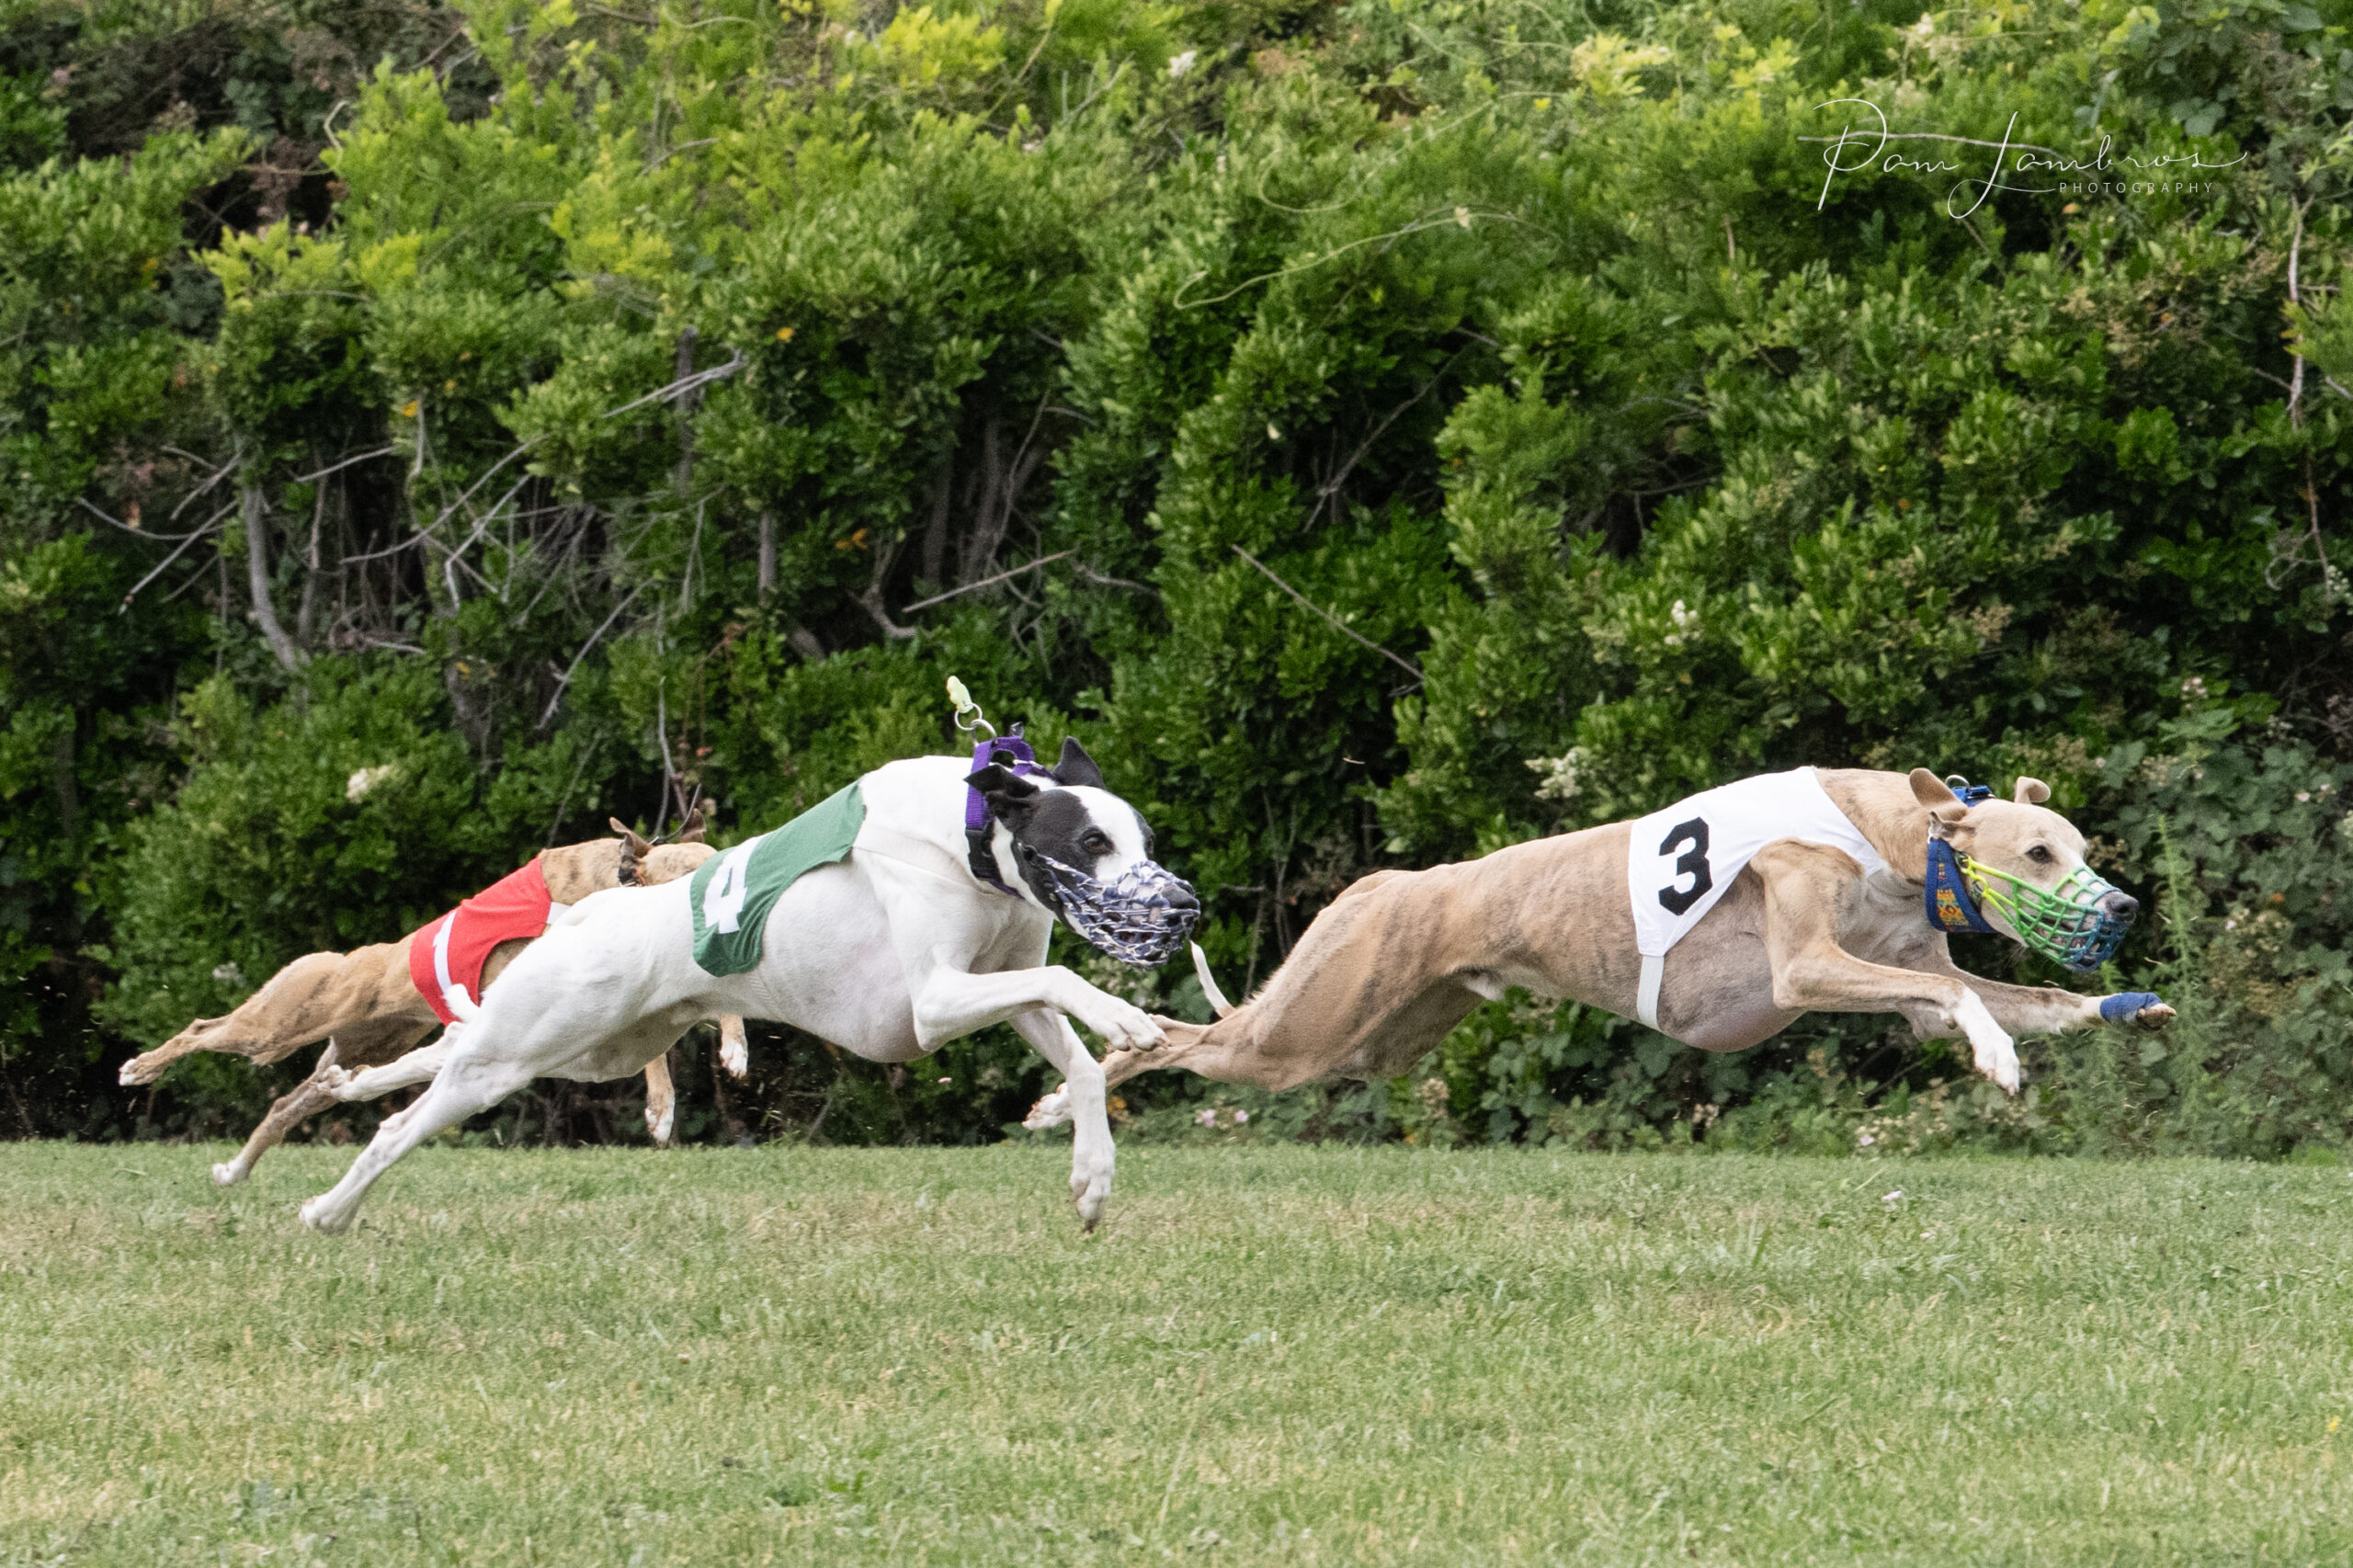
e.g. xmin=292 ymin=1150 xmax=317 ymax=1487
xmin=2099 ymin=890 xmax=2138 ymax=920
xmin=1165 ymin=882 xmax=1199 ymax=914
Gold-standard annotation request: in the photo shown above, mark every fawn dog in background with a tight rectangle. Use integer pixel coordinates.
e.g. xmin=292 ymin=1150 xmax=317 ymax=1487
xmin=120 ymin=812 xmax=749 ymax=1183
xmin=1032 ymin=768 xmax=2172 ymax=1120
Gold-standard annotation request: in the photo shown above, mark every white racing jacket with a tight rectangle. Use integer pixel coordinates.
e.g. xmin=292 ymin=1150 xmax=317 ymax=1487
xmin=1624 ymin=767 xmax=1889 ymax=1030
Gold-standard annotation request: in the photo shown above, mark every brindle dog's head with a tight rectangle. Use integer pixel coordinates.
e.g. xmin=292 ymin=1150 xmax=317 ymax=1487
xmin=1909 ymin=768 xmax=2137 ymax=970
xmin=611 ymin=802 xmax=715 ymax=887
xmin=536 ymin=807 xmax=714 ymax=903
xmin=967 ymin=738 xmax=1199 ymax=965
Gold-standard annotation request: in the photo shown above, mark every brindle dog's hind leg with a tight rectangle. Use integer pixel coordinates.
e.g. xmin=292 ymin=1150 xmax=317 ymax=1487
xmin=211 ymin=1017 xmax=436 ymax=1187
xmin=643 ymin=1051 xmax=676 ymax=1146
xmin=122 ymin=942 xmax=414 ymax=1085
xmin=1028 ymin=1020 xmax=1343 ymax=1130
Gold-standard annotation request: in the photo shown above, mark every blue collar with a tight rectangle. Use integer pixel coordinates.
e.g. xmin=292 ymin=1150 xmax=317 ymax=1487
xmin=1924 ymin=839 xmax=1997 ymax=936
xmin=1922 ymin=775 xmax=1996 ymax=936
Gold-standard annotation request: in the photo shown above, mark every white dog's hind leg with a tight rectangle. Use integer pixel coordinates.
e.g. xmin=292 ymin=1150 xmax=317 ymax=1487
xmin=1952 ymin=988 xmax=2020 ymax=1093
xmin=1009 ymin=1008 xmax=1115 ymax=1230
xmin=301 ymin=1054 xmax=531 ymax=1234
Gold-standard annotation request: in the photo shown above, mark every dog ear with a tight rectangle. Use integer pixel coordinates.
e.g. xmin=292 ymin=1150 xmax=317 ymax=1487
xmin=2012 ymin=776 xmax=2051 ymax=805
xmin=1051 ymin=737 xmax=1105 ymax=790
xmin=676 ymin=802 xmax=710 ymax=843
xmin=966 ymin=764 xmax=1043 ymax=819
xmin=1907 ymin=767 xmax=1972 ymax=826
xmin=609 ymin=818 xmax=654 ymax=858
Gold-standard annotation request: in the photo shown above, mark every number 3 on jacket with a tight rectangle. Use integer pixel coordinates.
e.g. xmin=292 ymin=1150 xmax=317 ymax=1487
xmin=1655 ymin=818 xmax=1712 ymax=915
xmin=1624 ymin=769 xmax=1890 ymax=1033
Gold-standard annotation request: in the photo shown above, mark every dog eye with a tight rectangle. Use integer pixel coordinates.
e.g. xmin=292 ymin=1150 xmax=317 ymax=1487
xmin=2027 ymin=846 xmax=2052 ymax=864
xmin=1081 ymin=830 xmax=1113 ymax=856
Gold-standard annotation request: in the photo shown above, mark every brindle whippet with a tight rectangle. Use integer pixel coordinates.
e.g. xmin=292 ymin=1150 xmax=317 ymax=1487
xmin=121 ymin=814 xmax=749 ymax=1182
xmin=1029 ymin=769 xmax=2172 ymax=1119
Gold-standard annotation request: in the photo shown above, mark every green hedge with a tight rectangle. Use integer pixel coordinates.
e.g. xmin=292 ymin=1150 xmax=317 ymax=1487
xmin=2 ymin=0 xmax=2348 ymax=1155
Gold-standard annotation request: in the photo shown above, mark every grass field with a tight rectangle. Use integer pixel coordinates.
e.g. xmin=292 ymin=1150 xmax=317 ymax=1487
xmin=6 ymin=1142 xmax=2353 ymax=1565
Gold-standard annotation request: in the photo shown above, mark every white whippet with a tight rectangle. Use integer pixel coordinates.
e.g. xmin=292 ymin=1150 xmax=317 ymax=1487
xmin=297 ymin=739 xmax=1196 ymax=1233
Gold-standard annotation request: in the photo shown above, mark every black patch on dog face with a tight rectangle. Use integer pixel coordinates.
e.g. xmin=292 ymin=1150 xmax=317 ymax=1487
xmin=1008 ymin=790 xmax=1122 ymax=909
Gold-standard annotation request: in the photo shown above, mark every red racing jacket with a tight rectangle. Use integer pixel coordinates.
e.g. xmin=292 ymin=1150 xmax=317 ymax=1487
xmin=406 ymin=858 xmax=563 ymax=1025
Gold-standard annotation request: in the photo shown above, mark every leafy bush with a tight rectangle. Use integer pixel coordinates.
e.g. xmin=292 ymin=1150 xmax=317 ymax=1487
xmin=1 ymin=0 xmax=2348 ymax=1154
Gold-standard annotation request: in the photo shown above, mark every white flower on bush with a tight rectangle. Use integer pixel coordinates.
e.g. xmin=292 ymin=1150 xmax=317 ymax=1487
xmin=211 ymin=961 xmax=244 ymax=986
xmin=1233 ymin=1108 xmax=1248 ymax=1124
xmin=1168 ymin=49 xmax=1198 ymax=78
xmin=1527 ymin=745 xmax=1587 ymax=803
xmin=1662 ymin=598 xmax=1700 ymax=648
xmin=346 ymin=763 xmax=401 ymax=802
xmin=1196 ymin=1108 xmax=1217 ymax=1128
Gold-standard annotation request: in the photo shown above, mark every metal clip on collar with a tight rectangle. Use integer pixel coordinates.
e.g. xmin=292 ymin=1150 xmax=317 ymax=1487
xmin=951 ymin=676 xmax=1044 ymax=896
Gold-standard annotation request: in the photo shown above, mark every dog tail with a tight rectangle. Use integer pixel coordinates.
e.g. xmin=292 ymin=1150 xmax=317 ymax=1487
xmin=1190 ymin=941 xmax=1235 ymax=1018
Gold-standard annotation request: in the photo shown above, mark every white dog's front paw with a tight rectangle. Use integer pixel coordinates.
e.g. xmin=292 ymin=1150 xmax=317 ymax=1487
xmin=211 ymin=1159 xmax=248 ymax=1187
xmin=1070 ymin=1147 xmax=1114 ymax=1232
xmin=1953 ymin=990 xmax=2020 ymax=1094
xmin=1084 ymin=996 xmax=1165 ymax=1054
xmin=1025 ymin=1088 xmax=1074 ymax=1131
xmin=298 ymin=1196 xmax=353 ymax=1234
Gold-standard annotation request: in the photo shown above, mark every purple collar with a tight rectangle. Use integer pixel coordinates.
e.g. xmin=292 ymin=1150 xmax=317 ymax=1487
xmin=965 ymin=729 xmax=1047 ymax=895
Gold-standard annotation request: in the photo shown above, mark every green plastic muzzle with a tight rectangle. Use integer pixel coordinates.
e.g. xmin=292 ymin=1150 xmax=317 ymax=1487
xmin=1961 ymin=858 xmax=2133 ymax=973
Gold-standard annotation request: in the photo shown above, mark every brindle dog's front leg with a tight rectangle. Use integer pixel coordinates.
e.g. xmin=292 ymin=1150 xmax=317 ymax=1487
xmin=210 ymin=1017 xmax=437 ymax=1186
xmin=1862 ymin=924 xmax=2177 ymax=1039
xmin=1752 ymin=842 xmax=2022 ymax=1092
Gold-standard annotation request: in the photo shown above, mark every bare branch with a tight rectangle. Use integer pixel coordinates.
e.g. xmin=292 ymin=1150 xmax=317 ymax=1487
xmin=901 ymin=549 xmax=1076 ymax=612
xmin=539 ymin=583 xmax=647 ymax=729
xmin=288 ymin=446 xmax=398 ymax=485
xmin=1078 ymin=563 xmax=1156 ymax=595
xmin=598 ymin=348 xmax=746 ymax=421
xmin=243 ymin=485 xmax=307 ymax=672
xmin=859 ymin=587 xmax=919 ymax=641
xmin=1233 ymin=545 xmax=1422 ymax=683
xmin=119 ymin=498 xmax=237 ymax=611
xmin=78 ymin=495 xmax=222 ymax=544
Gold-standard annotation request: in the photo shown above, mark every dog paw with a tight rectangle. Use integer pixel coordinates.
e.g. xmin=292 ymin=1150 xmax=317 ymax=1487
xmin=1953 ymin=990 xmax=2021 ymax=1095
xmin=317 ymin=1065 xmax=358 ymax=1101
xmin=119 ymin=1054 xmax=163 ymax=1086
xmin=1024 ymin=1089 xmax=1074 ymax=1131
xmin=1086 ymin=997 xmax=1165 ymax=1054
xmin=1070 ymin=1153 xmax=1113 ymax=1233
xmin=210 ymin=1160 xmax=249 ymax=1187
xmin=2135 ymin=1002 xmax=2176 ymax=1030
xmin=298 ymin=1197 xmax=353 ymax=1235
xmin=720 ymin=1017 xmax=750 ymax=1080
xmin=646 ymin=1103 xmax=676 ymax=1147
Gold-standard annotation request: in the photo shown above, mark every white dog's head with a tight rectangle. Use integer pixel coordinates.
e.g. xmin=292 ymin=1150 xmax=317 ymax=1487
xmin=966 ymin=738 xmax=1199 ymax=965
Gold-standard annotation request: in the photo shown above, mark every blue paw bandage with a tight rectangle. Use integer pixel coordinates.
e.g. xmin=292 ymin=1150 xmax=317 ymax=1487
xmin=2099 ymin=991 xmax=2163 ymax=1024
